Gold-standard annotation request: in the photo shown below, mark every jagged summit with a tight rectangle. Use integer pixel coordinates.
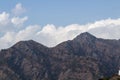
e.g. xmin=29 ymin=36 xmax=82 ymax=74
xmin=12 ymin=40 xmax=36 ymax=47
xmin=77 ymin=32 xmax=96 ymax=38
xmin=80 ymin=32 xmax=95 ymax=37
xmin=12 ymin=40 xmax=48 ymax=50
xmin=73 ymin=32 xmax=96 ymax=42
xmin=14 ymin=40 xmax=37 ymax=45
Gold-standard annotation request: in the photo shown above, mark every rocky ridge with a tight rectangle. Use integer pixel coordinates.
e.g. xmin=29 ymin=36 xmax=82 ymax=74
xmin=0 ymin=32 xmax=120 ymax=80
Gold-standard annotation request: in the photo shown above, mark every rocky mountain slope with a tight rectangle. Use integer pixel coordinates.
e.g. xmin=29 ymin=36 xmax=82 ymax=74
xmin=0 ymin=32 xmax=120 ymax=80
xmin=99 ymin=75 xmax=120 ymax=80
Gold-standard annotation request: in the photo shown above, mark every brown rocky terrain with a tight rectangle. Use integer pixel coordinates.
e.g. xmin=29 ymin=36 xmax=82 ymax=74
xmin=0 ymin=32 xmax=120 ymax=80
xmin=99 ymin=75 xmax=120 ymax=80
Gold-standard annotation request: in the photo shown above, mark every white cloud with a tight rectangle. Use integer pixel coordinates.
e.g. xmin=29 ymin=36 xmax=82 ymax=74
xmin=15 ymin=25 xmax=40 ymax=42
xmin=11 ymin=16 xmax=28 ymax=26
xmin=0 ymin=12 xmax=10 ymax=25
xmin=1 ymin=18 xmax=120 ymax=50
xmin=0 ymin=12 xmax=28 ymax=33
xmin=0 ymin=3 xmax=28 ymax=33
xmin=12 ymin=3 xmax=26 ymax=16
xmin=0 ymin=32 xmax=15 ymax=49
xmin=0 ymin=12 xmax=14 ymax=33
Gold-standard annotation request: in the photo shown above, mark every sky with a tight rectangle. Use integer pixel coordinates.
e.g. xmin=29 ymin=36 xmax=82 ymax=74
xmin=0 ymin=0 xmax=120 ymax=49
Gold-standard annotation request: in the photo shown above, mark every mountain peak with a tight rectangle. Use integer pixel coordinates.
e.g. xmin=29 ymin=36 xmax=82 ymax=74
xmin=74 ymin=32 xmax=96 ymax=41
xmin=12 ymin=40 xmax=47 ymax=49
xmin=13 ymin=40 xmax=35 ymax=46
xmin=79 ymin=32 xmax=95 ymax=38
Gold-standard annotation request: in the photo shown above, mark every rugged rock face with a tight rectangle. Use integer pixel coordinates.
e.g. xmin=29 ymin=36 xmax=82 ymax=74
xmin=0 ymin=32 xmax=120 ymax=80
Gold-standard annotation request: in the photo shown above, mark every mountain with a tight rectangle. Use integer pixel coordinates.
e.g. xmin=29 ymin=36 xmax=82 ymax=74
xmin=0 ymin=32 xmax=120 ymax=80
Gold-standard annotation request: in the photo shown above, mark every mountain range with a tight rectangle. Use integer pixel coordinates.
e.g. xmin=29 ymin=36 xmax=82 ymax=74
xmin=0 ymin=32 xmax=120 ymax=80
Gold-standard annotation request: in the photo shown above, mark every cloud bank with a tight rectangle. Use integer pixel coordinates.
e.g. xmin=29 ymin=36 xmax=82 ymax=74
xmin=11 ymin=16 xmax=28 ymax=26
xmin=0 ymin=3 xmax=120 ymax=49
xmin=12 ymin=3 xmax=26 ymax=16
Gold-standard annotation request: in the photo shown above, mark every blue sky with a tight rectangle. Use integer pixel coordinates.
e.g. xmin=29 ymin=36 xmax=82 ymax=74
xmin=0 ymin=0 xmax=120 ymax=49
xmin=0 ymin=0 xmax=120 ymax=26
